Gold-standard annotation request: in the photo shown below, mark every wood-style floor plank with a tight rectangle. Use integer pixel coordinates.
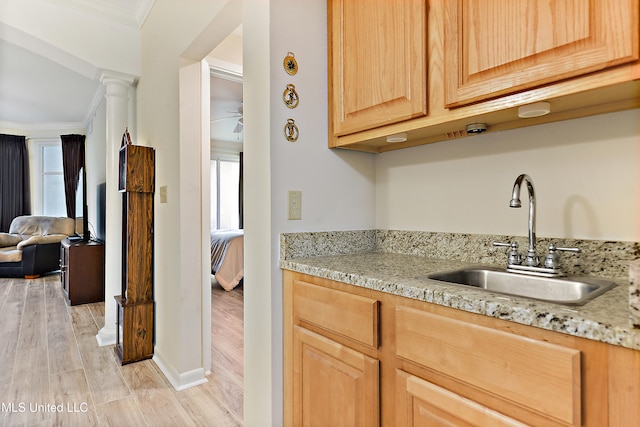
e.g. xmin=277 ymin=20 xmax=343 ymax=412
xmin=174 ymin=383 xmax=241 ymax=427
xmin=120 ymin=360 xmax=196 ymax=427
xmin=16 ymin=280 xmax=47 ymax=350
xmin=76 ymin=333 xmax=131 ymax=405
xmin=0 ymin=274 xmax=244 ymax=427
xmin=49 ymin=368 xmax=99 ymax=426
xmin=0 ymin=279 xmax=27 ymax=400
xmin=5 ymin=283 xmax=51 ymax=426
xmin=94 ymin=396 xmax=147 ymax=426
xmin=46 ymin=276 xmax=84 ymax=376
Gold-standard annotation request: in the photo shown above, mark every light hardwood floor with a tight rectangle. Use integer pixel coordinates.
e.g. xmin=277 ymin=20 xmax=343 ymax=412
xmin=0 ymin=274 xmax=243 ymax=427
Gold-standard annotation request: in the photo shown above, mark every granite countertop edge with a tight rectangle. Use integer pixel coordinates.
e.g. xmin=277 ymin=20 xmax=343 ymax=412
xmin=281 ymin=252 xmax=640 ymax=351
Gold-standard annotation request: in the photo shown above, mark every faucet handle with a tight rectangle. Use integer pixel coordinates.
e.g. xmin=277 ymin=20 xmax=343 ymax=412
xmin=493 ymin=241 xmax=522 ymax=265
xmin=543 ymin=244 xmax=581 ymax=269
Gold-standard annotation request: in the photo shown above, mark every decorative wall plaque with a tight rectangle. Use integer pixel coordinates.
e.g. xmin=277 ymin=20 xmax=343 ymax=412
xmin=283 ymin=52 xmax=298 ymax=75
xmin=284 ymin=118 xmax=299 ymax=142
xmin=283 ymin=84 xmax=300 ymax=109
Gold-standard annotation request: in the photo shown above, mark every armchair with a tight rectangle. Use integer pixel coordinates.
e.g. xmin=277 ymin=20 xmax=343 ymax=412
xmin=0 ymin=216 xmax=75 ymax=278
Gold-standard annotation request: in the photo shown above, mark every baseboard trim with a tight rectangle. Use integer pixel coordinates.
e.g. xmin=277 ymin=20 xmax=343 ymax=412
xmin=153 ymin=352 xmax=208 ymax=391
xmin=96 ymin=327 xmax=116 ymax=347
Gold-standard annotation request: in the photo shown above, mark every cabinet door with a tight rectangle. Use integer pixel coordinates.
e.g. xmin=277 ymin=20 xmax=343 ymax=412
xmin=444 ymin=0 xmax=640 ymax=107
xmin=396 ymin=370 xmax=529 ymax=427
xmin=329 ymin=0 xmax=427 ymax=137
xmin=396 ymin=306 xmax=581 ymax=425
xmin=293 ymin=326 xmax=379 ymax=427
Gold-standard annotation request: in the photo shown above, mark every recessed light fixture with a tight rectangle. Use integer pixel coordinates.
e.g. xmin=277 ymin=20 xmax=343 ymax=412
xmin=518 ymin=101 xmax=551 ymax=118
xmin=465 ymin=123 xmax=487 ymax=134
xmin=386 ymin=132 xmax=407 ymax=143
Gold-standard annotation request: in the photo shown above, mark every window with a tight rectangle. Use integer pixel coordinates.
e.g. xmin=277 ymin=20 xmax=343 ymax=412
xmin=39 ymin=142 xmax=66 ymax=217
xmin=211 ymin=156 xmax=240 ymax=230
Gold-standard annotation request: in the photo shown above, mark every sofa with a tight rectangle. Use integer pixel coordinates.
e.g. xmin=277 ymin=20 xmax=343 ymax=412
xmin=0 ymin=216 xmax=75 ymax=278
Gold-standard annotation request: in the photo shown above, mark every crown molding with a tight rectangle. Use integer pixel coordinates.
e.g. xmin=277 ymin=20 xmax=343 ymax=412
xmin=209 ymin=63 xmax=243 ymax=83
xmin=0 ymin=120 xmax=87 ymax=132
xmin=44 ymin=0 xmax=156 ymax=29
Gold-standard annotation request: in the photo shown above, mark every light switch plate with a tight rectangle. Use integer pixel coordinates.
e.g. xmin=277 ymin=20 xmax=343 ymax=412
xmin=160 ymin=185 xmax=168 ymax=203
xmin=288 ymin=190 xmax=302 ymax=220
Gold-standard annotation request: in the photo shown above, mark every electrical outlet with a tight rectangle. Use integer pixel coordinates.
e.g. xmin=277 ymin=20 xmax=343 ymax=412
xmin=288 ymin=190 xmax=302 ymax=220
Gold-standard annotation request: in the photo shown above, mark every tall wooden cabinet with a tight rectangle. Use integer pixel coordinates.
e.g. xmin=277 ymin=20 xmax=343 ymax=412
xmin=115 ymin=144 xmax=155 ymax=365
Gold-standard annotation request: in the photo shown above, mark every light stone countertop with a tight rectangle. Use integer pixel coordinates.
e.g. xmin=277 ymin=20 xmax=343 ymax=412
xmin=281 ymin=252 xmax=640 ymax=351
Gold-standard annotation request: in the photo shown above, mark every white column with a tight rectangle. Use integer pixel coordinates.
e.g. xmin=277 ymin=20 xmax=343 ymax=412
xmin=96 ymin=71 xmax=134 ymax=346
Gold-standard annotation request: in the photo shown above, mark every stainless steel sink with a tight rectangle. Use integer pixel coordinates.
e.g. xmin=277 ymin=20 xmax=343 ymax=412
xmin=426 ymin=266 xmax=616 ymax=305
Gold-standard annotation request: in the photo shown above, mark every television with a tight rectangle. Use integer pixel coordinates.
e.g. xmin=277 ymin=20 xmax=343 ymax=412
xmin=69 ymin=166 xmax=90 ymax=242
xmin=96 ymin=182 xmax=106 ymax=242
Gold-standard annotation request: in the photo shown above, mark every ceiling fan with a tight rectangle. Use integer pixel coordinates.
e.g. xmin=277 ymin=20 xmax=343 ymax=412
xmin=211 ymin=105 xmax=243 ymax=133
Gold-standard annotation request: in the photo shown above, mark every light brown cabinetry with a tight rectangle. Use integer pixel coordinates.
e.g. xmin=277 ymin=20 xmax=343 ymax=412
xmin=396 ymin=306 xmax=580 ymax=426
xmin=284 ymin=276 xmax=381 ymax=427
xmin=328 ymin=0 xmax=640 ymax=152
xmin=283 ymin=270 xmax=640 ymax=426
xmin=444 ymin=0 xmax=639 ymax=107
xmin=396 ymin=370 xmax=528 ymax=427
xmin=293 ymin=326 xmax=379 ymax=427
xmin=329 ymin=0 xmax=427 ymax=137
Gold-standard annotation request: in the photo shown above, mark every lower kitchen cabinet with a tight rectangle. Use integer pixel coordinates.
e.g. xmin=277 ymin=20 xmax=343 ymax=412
xmin=395 ymin=306 xmax=581 ymax=425
xmin=283 ymin=270 xmax=640 ymax=427
xmin=396 ymin=370 xmax=528 ymax=427
xmin=285 ymin=274 xmax=381 ymax=426
xmin=292 ymin=326 xmax=379 ymax=427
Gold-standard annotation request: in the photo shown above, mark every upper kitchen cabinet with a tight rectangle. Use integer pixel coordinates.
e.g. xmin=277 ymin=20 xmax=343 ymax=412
xmin=328 ymin=0 xmax=640 ymax=153
xmin=445 ymin=0 xmax=640 ymax=107
xmin=328 ymin=0 xmax=427 ymax=139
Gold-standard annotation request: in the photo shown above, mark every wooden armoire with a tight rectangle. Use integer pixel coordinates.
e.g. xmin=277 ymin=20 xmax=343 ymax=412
xmin=115 ymin=143 xmax=155 ymax=365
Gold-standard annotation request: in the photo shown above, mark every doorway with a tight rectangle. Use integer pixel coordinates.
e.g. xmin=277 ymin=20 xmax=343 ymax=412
xmin=206 ymin=33 xmax=245 ymax=425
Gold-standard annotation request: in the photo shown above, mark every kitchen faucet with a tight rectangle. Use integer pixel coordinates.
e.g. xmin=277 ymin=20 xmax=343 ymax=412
xmin=493 ymin=174 xmax=581 ymax=277
xmin=509 ymin=174 xmax=538 ymax=266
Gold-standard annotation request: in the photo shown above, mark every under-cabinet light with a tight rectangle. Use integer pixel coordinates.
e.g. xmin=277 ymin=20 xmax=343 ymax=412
xmin=386 ymin=132 xmax=407 ymax=143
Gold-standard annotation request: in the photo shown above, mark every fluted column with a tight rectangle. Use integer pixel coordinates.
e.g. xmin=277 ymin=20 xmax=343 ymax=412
xmin=96 ymin=71 xmax=135 ymax=346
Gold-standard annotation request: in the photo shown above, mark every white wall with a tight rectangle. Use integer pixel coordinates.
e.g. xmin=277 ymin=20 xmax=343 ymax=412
xmin=137 ymin=0 xmax=238 ymax=389
xmin=376 ymin=109 xmax=640 ymax=242
xmin=85 ymin=98 xmax=107 ymax=235
xmin=260 ymin=0 xmax=377 ymax=425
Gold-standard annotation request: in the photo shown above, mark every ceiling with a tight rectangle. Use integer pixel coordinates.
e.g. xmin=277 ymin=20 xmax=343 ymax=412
xmin=0 ymin=0 xmax=243 ymax=143
xmin=207 ymin=25 xmax=243 ymax=144
xmin=0 ymin=38 xmax=101 ymax=127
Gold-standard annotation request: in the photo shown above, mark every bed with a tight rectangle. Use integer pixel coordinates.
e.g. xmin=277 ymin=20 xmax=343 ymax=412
xmin=210 ymin=229 xmax=244 ymax=291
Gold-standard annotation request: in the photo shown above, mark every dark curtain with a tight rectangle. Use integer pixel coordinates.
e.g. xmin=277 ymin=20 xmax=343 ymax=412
xmin=239 ymin=152 xmax=244 ymax=229
xmin=0 ymin=134 xmax=31 ymax=232
xmin=61 ymin=134 xmax=86 ymax=219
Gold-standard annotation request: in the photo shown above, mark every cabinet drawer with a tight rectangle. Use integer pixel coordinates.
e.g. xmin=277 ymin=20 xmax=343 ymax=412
xmin=293 ymin=280 xmax=379 ymax=348
xmin=396 ymin=306 xmax=581 ymax=426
